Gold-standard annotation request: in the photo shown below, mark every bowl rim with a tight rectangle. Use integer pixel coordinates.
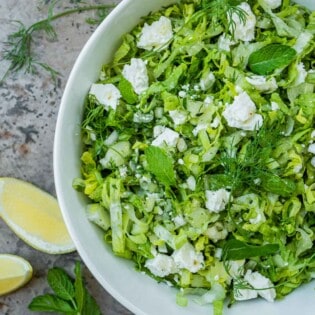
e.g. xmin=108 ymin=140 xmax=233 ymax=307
xmin=53 ymin=1 xmax=146 ymax=314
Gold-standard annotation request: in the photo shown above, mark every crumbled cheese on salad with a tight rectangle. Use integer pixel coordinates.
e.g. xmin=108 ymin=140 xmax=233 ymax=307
xmin=122 ymin=58 xmax=149 ymax=95
xmin=89 ymin=83 xmax=121 ymax=110
xmin=137 ymin=16 xmax=173 ymax=51
xmin=205 ymin=189 xmax=231 ymax=213
xmin=172 ymin=242 xmax=204 ymax=273
xmin=222 ymin=91 xmax=263 ymax=131
xmin=229 ymin=2 xmax=256 ymax=42
xmin=77 ymin=0 xmax=315 ymax=313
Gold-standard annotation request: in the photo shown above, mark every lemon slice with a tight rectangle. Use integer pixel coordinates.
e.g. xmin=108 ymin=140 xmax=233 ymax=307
xmin=0 ymin=254 xmax=33 ymax=296
xmin=0 ymin=177 xmax=76 ymax=254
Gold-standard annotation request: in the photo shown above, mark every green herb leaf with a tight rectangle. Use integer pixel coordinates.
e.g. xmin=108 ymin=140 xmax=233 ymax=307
xmin=145 ymin=146 xmax=176 ymax=186
xmin=248 ymin=44 xmax=296 ymax=75
xmin=28 ymin=294 xmax=75 ymax=313
xmin=222 ymin=239 xmax=279 ymax=260
xmin=74 ymin=261 xmax=85 ymax=312
xmin=260 ymin=173 xmax=296 ymax=197
xmin=47 ymin=267 xmax=75 ymax=301
xmin=81 ymin=289 xmax=102 ymax=315
xmin=118 ymin=76 xmax=138 ymax=104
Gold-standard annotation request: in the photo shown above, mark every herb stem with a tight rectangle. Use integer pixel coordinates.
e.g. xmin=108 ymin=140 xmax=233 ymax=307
xmin=29 ymin=4 xmax=116 ymax=31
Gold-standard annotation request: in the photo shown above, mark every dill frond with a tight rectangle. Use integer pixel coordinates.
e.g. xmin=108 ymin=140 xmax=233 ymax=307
xmin=1 ymin=1 xmax=116 ymax=84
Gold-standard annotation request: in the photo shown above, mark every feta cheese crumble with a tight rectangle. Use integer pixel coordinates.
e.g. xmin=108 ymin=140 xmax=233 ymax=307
xmin=205 ymin=222 xmax=228 ymax=242
xmin=246 ymin=75 xmax=278 ymax=93
xmin=222 ymin=91 xmax=263 ymax=131
xmin=145 ymin=254 xmax=177 ymax=277
xmin=244 ymin=270 xmax=276 ymax=302
xmin=205 ymin=189 xmax=230 ymax=213
xmin=169 ymin=110 xmax=187 ymax=125
xmin=172 ymin=242 xmax=204 ymax=273
xmin=89 ymin=83 xmax=121 ymax=110
xmin=259 ymin=0 xmax=282 ymax=9
xmin=292 ymin=62 xmax=308 ymax=86
xmin=152 ymin=126 xmax=180 ymax=148
xmin=122 ymin=58 xmax=149 ymax=95
xmin=137 ymin=16 xmax=173 ymax=51
xmin=228 ymin=2 xmax=256 ymax=42
xmin=218 ymin=34 xmax=236 ymax=51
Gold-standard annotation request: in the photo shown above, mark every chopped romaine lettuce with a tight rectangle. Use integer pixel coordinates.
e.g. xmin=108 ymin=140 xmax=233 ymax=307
xmin=74 ymin=1 xmax=315 ymax=314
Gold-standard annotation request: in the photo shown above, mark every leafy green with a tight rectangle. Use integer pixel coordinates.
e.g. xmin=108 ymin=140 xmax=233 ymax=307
xmin=28 ymin=294 xmax=75 ymax=313
xmin=145 ymin=146 xmax=176 ymax=186
xmin=222 ymin=239 xmax=280 ymax=260
xmin=28 ymin=262 xmax=101 ymax=315
xmin=47 ymin=268 xmax=75 ymax=301
xmin=248 ymin=44 xmax=297 ymax=75
xmin=118 ymin=76 xmax=138 ymax=104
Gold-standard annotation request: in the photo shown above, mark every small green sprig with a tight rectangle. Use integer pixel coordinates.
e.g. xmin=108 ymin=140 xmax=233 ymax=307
xmin=1 ymin=1 xmax=116 ymax=84
xmin=28 ymin=262 xmax=102 ymax=315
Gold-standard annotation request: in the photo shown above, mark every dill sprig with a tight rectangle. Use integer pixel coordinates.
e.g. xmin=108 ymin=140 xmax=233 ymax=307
xmin=1 ymin=1 xmax=116 ymax=84
xmin=216 ymin=121 xmax=285 ymax=196
xmin=197 ymin=0 xmax=248 ymax=36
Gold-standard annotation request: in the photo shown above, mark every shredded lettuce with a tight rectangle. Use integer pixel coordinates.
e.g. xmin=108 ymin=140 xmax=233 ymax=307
xmin=74 ymin=0 xmax=315 ymax=313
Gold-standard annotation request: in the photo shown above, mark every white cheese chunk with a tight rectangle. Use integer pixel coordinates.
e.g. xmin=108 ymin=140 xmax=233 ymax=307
xmin=89 ymin=83 xmax=121 ymax=110
xmin=308 ymin=143 xmax=315 ymax=154
xmin=137 ymin=16 xmax=173 ymax=51
xmin=205 ymin=222 xmax=228 ymax=243
xmin=186 ymin=175 xmax=196 ymax=191
xmin=246 ymin=75 xmax=278 ymax=93
xmin=228 ymin=3 xmax=256 ymax=42
xmin=218 ymin=34 xmax=236 ymax=51
xmin=292 ymin=62 xmax=308 ymax=86
xmin=205 ymin=189 xmax=230 ymax=213
xmin=145 ymin=254 xmax=177 ymax=277
xmin=152 ymin=126 xmax=180 ymax=148
xmin=222 ymin=91 xmax=263 ymax=131
xmin=244 ymin=270 xmax=276 ymax=302
xmin=172 ymin=242 xmax=204 ymax=273
xmin=259 ymin=0 xmax=282 ymax=9
xmin=293 ymin=31 xmax=313 ymax=53
xmin=122 ymin=58 xmax=149 ymax=95
xmin=169 ymin=110 xmax=187 ymax=125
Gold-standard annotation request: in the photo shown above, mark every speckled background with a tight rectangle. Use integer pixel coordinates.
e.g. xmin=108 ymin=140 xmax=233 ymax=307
xmin=0 ymin=1 xmax=132 ymax=314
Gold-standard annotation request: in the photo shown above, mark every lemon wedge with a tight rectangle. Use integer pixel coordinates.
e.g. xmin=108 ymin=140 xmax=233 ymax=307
xmin=0 ymin=254 xmax=33 ymax=296
xmin=0 ymin=177 xmax=75 ymax=254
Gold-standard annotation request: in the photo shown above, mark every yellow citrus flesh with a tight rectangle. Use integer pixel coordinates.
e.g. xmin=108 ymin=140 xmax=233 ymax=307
xmin=0 ymin=177 xmax=75 ymax=254
xmin=0 ymin=254 xmax=33 ymax=296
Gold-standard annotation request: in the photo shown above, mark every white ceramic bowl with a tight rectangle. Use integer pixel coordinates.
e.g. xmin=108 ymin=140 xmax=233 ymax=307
xmin=54 ymin=1 xmax=315 ymax=314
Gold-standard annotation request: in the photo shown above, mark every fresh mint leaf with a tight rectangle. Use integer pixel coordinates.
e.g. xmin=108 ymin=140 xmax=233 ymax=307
xmin=29 ymin=262 xmax=102 ymax=315
xmin=222 ymin=239 xmax=279 ymax=260
xmin=74 ymin=261 xmax=85 ymax=313
xmin=47 ymin=267 xmax=75 ymax=301
xmin=82 ymin=289 xmax=102 ymax=315
xmin=28 ymin=294 xmax=75 ymax=313
xmin=118 ymin=76 xmax=138 ymax=104
xmin=248 ymin=44 xmax=296 ymax=75
xmin=145 ymin=146 xmax=176 ymax=186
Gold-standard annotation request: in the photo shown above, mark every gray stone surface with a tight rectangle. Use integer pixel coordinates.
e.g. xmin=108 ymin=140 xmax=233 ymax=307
xmin=0 ymin=1 xmax=132 ymax=314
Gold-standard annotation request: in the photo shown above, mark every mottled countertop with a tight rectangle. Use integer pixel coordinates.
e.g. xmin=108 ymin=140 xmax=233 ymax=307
xmin=0 ymin=1 xmax=132 ymax=314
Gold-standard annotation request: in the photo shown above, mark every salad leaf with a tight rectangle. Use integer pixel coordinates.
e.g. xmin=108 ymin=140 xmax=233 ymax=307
xmin=248 ymin=44 xmax=297 ymax=75
xmin=145 ymin=146 xmax=176 ymax=186
xmin=222 ymin=239 xmax=280 ymax=260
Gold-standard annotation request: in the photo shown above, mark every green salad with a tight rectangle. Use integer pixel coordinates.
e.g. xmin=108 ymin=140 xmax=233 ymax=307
xmin=74 ymin=0 xmax=315 ymax=313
